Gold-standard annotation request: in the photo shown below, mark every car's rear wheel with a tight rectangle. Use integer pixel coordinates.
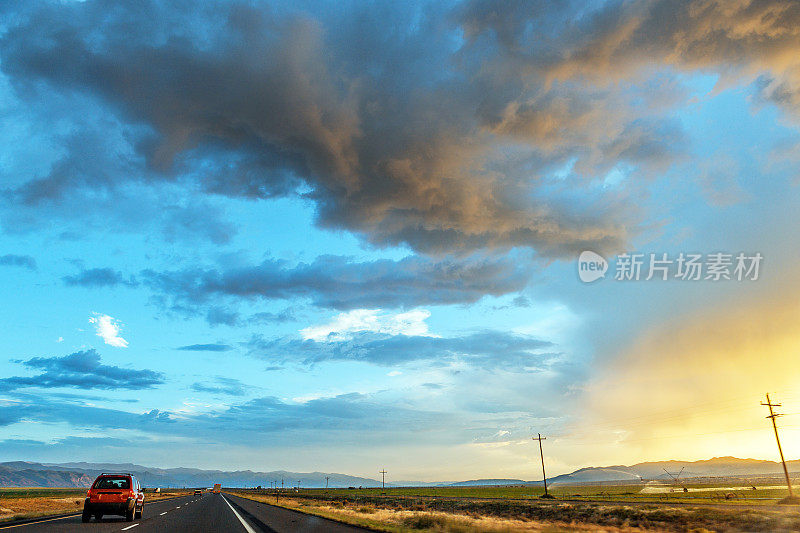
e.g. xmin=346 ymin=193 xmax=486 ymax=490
xmin=126 ymin=508 xmax=134 ymax=521
xmin=81 ymin=510 xmax=91 ymax=523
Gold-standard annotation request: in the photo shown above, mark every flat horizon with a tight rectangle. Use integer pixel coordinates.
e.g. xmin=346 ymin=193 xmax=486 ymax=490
xmin=1 ymin=0 xmax=799 ymax=484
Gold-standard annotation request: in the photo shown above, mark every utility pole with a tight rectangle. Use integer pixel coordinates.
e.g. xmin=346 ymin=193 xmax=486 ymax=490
xmin=326 ymin=476 xmax=330 ymax=490
xmin=281 ymin=478 xmax=284 ymax=490
xmin=379 ymin=469 xmax=387 ymax=491
xmin=533 ymin=434 xmax=553 ymax=498
xmin=762 ymin=394 xmax=799 ymax=504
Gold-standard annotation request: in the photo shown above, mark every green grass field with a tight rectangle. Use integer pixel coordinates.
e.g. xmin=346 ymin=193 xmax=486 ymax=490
xmin=0 ymin=488 xmax=87 ymax=499
xmin=289 ymin=478 xmax=798 ymax=506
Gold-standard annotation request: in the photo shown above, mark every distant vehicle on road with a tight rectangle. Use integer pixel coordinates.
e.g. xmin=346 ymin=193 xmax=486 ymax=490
xmin=194 ymin=489 xmax=202 ymax=495
xmin=213 ymin=483 xmax=221 ymax=493
xmin=82 ymin=472 xmax=144 ymax=522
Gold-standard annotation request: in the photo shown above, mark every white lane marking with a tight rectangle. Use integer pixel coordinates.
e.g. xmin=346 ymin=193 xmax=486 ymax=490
xmin=221 ymin=495 xmax=257 ymax=533
xmin=121 ymin=525 xmax=139 ymax=531
xmin=0 ymin=495 xmax=190 ymax=531
xmin=176 ymin=506 xmax=181 ymax=509
xmin=160 ymin=512 xmax=167 ymax=515
xmin=0 ymin=513 xmax=78 ymax=530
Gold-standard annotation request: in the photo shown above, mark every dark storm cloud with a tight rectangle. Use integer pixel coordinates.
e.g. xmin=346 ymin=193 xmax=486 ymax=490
xmin=1 ymin=0 xmax=795 ymax=259
xmin=457 ymin=0 xmax=800 ymax=114
xmin=62 ymin=267 xmax=137 ymax=287
xmin=0 ymin=0 xmax=676 ymax=258
xmin=177 ymin=343 xmax=233 ymax=352
xmin=144 ymin=254 xmax=532 ymax=310
xmin=247 ymin=330 xmax=554 ymax=371
xmin=0 ymin=254 xmax=37 ymax=270
xmin=0 ymin=349 xmax=164 ymax=391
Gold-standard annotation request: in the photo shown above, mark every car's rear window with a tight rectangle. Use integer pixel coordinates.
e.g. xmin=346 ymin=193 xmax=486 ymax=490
xmin=93 ymin=476 xmax=130 ymax=489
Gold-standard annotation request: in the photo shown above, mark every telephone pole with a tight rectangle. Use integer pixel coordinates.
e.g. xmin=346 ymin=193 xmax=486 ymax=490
xmin=379 ymin=469 xmax=387 ymax=491
xmin=762 ymin=393 xmax=800 ymax=504
xmin=533 ymin=434 xmax=553 ymax=498
xmin=326 ymin=476 xmax=330 ymax=490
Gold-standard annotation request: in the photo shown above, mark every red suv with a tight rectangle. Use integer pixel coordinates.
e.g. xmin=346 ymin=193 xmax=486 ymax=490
xmin=82 ymin=473 xmax=144 ymax=522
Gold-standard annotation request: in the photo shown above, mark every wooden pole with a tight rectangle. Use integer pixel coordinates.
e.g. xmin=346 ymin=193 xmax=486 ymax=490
xmin=533 ymin=434 xmax=549 ymax=497
xmin=762 ymin=393 xmax=798 ymax=503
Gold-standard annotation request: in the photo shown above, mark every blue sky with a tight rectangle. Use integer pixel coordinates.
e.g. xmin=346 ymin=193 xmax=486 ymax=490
xmin=2 ymin=0 xmax=800 ymax=481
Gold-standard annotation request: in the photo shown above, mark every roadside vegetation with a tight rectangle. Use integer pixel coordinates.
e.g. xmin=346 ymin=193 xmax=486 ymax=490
xmin=293 ymin=480 xmax=800 ymax=506
xmin=0 ymin=488 xmax=191 ymax=523
xmin=229 ymin=485 xmax=800 ymax=532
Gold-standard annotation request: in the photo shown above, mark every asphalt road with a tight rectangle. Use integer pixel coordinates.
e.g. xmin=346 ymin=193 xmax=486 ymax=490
xmin=0 ymin=493 xmax=370 ymax=533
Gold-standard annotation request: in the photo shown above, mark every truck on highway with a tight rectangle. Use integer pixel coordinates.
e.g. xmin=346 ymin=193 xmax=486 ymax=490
xmin=213 ymin=484 xmax=221 ymax=493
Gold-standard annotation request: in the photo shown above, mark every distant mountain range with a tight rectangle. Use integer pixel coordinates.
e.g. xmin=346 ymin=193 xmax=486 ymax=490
xmin=1 ymin=456 xmax=797 ymax=488
xmin=552 ymin=457 xmax=800 ymax=484
xmin=0 ymin=461 xmax=383 ymax=489
xmin=452 ymin=457 xmax=800 ymax=486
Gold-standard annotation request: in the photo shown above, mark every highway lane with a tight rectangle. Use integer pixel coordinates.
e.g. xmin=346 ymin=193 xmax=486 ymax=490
xmin=0 ymin=494 xmax=232 ymax=533
xmin=224 ymin=493 xmax=371 ymax=532
xmin=0 ymin=493 xmax=371 ymax=532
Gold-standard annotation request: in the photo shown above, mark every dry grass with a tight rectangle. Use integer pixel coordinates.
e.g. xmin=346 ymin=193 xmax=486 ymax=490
xmin=228 ymin=492 xmax=659 ymax=532
xmin=0 ymin=488 xmax=191 ymax=523
xmin=229 ymin=490 xmax=800 ymax=532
